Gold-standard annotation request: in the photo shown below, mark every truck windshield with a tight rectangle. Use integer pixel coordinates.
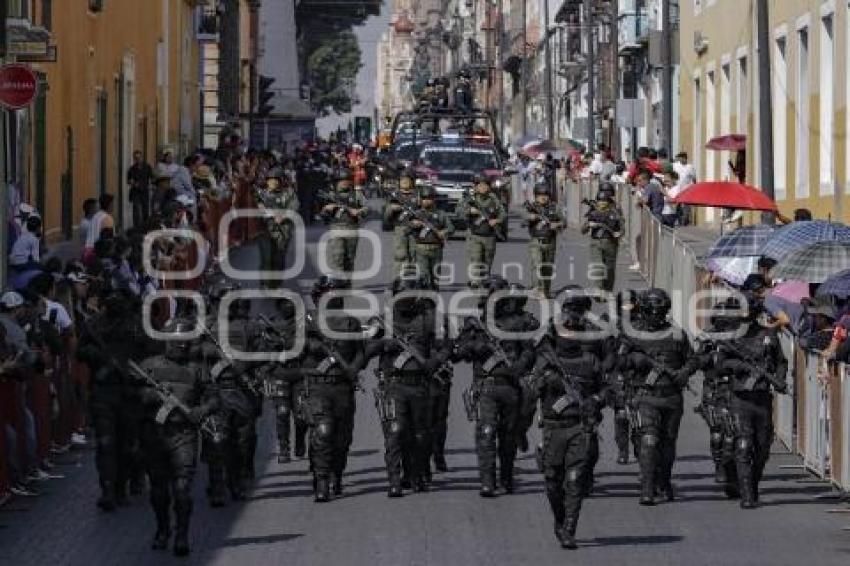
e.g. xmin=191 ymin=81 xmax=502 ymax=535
xmin=421 ymin=147 xmax=499 ymax=171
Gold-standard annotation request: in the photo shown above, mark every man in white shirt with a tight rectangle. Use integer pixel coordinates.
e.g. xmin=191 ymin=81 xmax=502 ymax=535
xmin=673 ymin=152 xmax=697 ymax=187
xmin=8 ymin=216 xmax=42 ymax=270
xmin=661 ymin=170 xmax=684 ymax=227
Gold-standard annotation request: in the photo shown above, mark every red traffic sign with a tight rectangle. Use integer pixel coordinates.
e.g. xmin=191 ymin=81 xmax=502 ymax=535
xmin=0 ymin=64 xmax=38 ymax=109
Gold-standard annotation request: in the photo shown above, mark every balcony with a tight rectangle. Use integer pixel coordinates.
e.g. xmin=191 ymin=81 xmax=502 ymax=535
xmin=198 ymin=10 xmax=219 ymax=40
xmin=619 ymin=8 xmax=654 ymax=53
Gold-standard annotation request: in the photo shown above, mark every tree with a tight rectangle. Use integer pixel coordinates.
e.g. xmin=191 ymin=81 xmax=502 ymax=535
xmin=306 ymin=31 xmax=363 ymax=116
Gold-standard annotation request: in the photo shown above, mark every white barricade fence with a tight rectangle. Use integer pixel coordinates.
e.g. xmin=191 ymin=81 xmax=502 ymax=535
xmin=801 ymin=352 xmax=830 ymax=478
xmin=775 ymin=331 xmax=797 ymax=451
xmin=840 ymin=364 xmax=850 ymax=490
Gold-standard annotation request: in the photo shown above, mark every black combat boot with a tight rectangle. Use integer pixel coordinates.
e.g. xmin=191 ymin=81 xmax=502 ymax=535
xmin=639 ymin=481 xmax=656 ymax=506
xmin=557 ymin=517 xmax=578 ymax=550
xmin=500 ymin=470 xmax=514 ymax=494
xmin=96 ymin=481 xmax=117 ymax=512
xmin=314 ymin=476 xmax=330 ymax=503
xmin=657 ymin=482 xmax=675 ymax=502
xmin=714 ymin=461 xmax=727 ymax=484
xmin=738 ymin=473 xmax=757 ymax=509
xmin=332 ymin=472 xmax=344 ymax=496
xmin=172 ymin=501 xmax=192 ymax=557
xmin=278 ymin=443 xmax=292 ymax=464
xmin=294 ymin=426 xmax=307 ymax=459
xmin=129 ymin=472 xmax=145 ymax=496
xmin=617 ymin=447 xmax=629 ymax=465
xmin=434 ymin=454 xmax=448 ymax=473
xmin=151 ymin=507 xmax=171 ymax=550
xmin=388 ymin=475 xmax=404 ymax=498
xmin=479 ymin=470 xmax=497 ymax=498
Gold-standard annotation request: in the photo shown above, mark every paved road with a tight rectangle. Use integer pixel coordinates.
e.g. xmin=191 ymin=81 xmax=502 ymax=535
xmin=1 ymin=207 xmax=848 ymax=566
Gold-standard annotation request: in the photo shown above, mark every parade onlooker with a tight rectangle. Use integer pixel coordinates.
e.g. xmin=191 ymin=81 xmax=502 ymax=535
xmin=83 ymin=194 xmax=115 ymax=266
xmin=8 ymin=217 xmax=43 ymax=272
xmin=127 ymin=150 xmax=154 ymax=229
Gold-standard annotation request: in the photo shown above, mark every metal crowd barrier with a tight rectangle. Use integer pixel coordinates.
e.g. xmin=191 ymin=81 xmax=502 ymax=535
xmin=839 ymin=364 xmax=850 ymax=490
xmin=774 ymin=331 xmax=797 ymax=451
xmin=571 ymin=177 xmax=850 ymax=493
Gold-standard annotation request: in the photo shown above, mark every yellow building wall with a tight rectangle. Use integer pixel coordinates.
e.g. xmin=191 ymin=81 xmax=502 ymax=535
xmin=30 ymin=0 xmax=201 ymax=242
xmin=679 ymin=0 xmax=850 ymax=224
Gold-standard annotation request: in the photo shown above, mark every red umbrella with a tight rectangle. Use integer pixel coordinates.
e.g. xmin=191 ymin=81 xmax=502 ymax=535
xmin=671 ymin=181 xmax=778 ymax=211
xmin=706 ymin=134 xmax=747 ymax=151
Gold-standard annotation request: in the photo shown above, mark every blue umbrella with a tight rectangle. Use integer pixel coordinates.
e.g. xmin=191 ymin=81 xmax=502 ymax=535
xmin=707 ymin=224 xmax=776 ymax=258
xmin=760 ymin=220 xmax=850 ymax=261
xmin=816 ymin=268 xmax=850 ymax=299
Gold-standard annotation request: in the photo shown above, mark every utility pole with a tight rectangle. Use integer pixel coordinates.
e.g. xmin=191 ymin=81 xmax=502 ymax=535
xmin=661 ymin=0 xmax=673 ymax=157
xmin=521 ymin=0 xmax=528 ymax=137
xmin=756 ymin=0 xmax=775 ymax=222
xmin=610 ymin=0 xmax=620 ymax=157
xmin=585 ymin=0 xmax=595 ymax=150
xmin=543 ymin=0 xmax=555 ymax=141
xmin=498 ymin=0 xmax=506 ymax=141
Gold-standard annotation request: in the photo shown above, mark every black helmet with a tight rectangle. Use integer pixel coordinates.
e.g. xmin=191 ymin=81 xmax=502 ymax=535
xmin=560 ymin=285 xmax=593 ymax=313
xmin=392 ymin=276 xmax=431 ymax=295
xmin=266 ymin=166 xmax=285 ymax=180
xmin=640 ymin=288 xmax=671 ymax=327
xmin=276 ymin=297 xmax=298 ymax=320
xmin=473 ymin=174 xmax=490 ymax=187
xmin=419 ymin=184 xmax=437 ymax=199
xmin=163 ymin=317 xmax=196 ymax=359
xmin=596 ymin=182 xmax=616 ymax=201
xmin=533 ymin=181 xmax=551 ymax=196
xmin=482 ymin=274 xmax=508 ymax=294
xmin=710 ymin=296 xmax=744 ymax=331
xmin=311 ymin=275 xmax=350 ymax=307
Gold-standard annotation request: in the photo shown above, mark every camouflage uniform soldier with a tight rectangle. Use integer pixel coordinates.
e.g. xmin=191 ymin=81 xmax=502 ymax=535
xmin=523 ymin=181 xmax=564 ymax=298
xmin=322 ymin=169 xmax=369 ymax=275
xmin=461 ymin=176 xmax=506 ymax=288
xmin=411 ymin=184 xmax=454 ymax=289
xmin=383 ymin=169 xmax=418 ymax=277
xmin=581 ymin=183 xmax=623 ymax=293
xmin=257 ymin=167 xmax=299 ymax=288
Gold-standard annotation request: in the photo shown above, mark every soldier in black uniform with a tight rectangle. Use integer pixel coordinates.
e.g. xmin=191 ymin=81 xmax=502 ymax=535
xmin=696 ymin=297 xmax=740 ymax=492
xmin=199 ymin=299 xmax=262 ymax=505
xmin=525 ymin=304 xmax=609 ymax=549
xmin=714 ymin=288 xmax=787 ymax=508
xmin=367 ymin=277 xmax=450 ymax=496
xmin=139 ymin=318 xmax=218 ymax=556
xmin=611 ymin=290 xmax=643 ymax=464
xmin=76 ymin=289 xmax=157 ymax=511
xmin=454 ymin=277 xmax=538 ymax=496
xmin=262 ymin=298 xmax=309 ymax=463
xmin=301 ymin=276 xmax=365 ymax=502
xmin=618 ymin=288 xmax=700 ymax=505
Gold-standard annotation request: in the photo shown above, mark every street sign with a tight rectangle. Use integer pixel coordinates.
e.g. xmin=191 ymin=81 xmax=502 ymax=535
xmin=616 ymin=98 xmax=646 ymax=129
xmin=0 ymin=64 xmax=38 ymax=109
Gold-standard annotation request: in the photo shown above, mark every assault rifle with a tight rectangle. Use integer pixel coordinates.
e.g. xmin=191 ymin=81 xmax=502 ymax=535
xmin=317 ymin=190 xmax=362 ymax=221
xmin=368 ymin=315 xmax=452 ymax=384
xmin=462 ymin=195 xmax=507 ymax=242
xmin=75 ymin=308 xmax=214 ymax=436
xmin=697 ymin=334 xmax=786 ymax=392
xmin=618 ymin=336 xmax=696 ymax=393
xmin=534 ymin=338 xmax=584 ymax=414
xmin=387 ymin=190 xmax=444 ymax=241
xmin=196 ymin=320 xmax=265 ymax=399
xmin=462 ymin=316 xmax=512 ymax=374
xmin=523 ymin=201 xmax=558 ymax=231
